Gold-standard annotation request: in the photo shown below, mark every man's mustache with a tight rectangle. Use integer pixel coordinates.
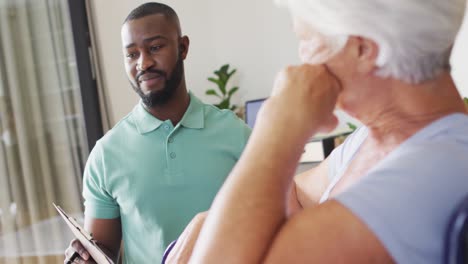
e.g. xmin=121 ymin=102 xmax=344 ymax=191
xmin=136 ymin=68 xmax=167 ymax=82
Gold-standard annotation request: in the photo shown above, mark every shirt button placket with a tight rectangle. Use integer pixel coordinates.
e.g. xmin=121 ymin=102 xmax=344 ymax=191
xmin=164 ymin=122 xmax=176 ymax=166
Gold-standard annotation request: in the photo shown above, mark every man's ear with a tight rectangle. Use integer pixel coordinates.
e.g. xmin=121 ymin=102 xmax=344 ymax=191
xmin=355 ymin=36 xmax=379 ymax=74
xmin=179 ymin=36 xmax=190 ymax=60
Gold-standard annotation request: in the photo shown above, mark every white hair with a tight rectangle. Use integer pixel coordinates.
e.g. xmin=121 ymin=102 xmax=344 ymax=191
xmin=277 ymin=0 xmax=467 ymax=83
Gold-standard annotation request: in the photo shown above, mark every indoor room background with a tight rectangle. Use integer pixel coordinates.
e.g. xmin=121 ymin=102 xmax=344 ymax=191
xmin=90 ymin=0 xmax=468 ymax=128
xmin=0 ymin=0 xmax=467 ymax=263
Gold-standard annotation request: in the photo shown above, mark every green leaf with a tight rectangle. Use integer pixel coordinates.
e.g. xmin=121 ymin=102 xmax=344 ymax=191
xmin=205 ymin=89 xmax=221 ymax=98
xmin=217 ymin=77 xmax=227 ymax=95
xmin=227 ymin=69 xmax=237 ymax=79
xmin=220 ymin=64 xmax=229 ymax=73
xmin=219 ymin=70 xmax=227 ymax=81
xmin=207 ymin=64 xmax=239 ymax=102
xmin=217 ymin=99 xmax=230 ymax=109
xmin=208 ymin=77 xmax=220 ymax=85
xmin=228 ymin=87 xmax=239 ymax=97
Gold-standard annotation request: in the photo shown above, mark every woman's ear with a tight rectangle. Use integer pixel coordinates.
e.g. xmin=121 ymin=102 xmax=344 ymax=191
xmin=355 ymin=36 xmax=379 ymax=74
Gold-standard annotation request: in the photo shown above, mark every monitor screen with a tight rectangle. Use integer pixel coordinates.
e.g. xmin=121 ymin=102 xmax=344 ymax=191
xmin=245 ymin=98 xmax=266 ymax=128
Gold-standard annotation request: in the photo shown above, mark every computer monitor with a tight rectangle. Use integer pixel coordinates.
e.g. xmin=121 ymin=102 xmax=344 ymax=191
xmin=245 ymin=98 xmax=266 ymax=128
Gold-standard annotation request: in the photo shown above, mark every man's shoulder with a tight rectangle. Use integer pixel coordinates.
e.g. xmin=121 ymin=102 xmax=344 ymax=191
xmin=201 ymin=103 xmax=248 ymax=128
xmin=202 ymin=102 xmax=237 ymax=118
xmin=98 ymin=108 xmax=138 ymax=146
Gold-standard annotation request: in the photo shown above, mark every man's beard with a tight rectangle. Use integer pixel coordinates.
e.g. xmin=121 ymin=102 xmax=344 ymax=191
xmin=131 ymin=57 xmax=184 ymax=108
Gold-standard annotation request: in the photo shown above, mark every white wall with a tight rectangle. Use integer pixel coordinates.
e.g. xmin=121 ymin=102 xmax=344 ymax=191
xmin=89 ymin=1 xmax=468 ymax=126
xmin=88 ymin=0 xmax=298 ymax=126
xmin=451 ymin=5 xmax=468 ymax=97
xmin=208 ymin=0 xmax=298 ymax=102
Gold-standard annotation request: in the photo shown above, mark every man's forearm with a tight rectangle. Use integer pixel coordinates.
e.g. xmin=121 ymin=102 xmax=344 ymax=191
xmin=84 ymin=217 xmax=122 ymax=264
xmin=97 ymin=242 xmax=120 ymax=263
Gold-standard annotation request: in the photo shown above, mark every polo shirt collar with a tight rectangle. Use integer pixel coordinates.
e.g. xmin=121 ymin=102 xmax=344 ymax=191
xmin=179 ymin=92 xmax=204 ymax=129
xmin=133 ymin=91 xmax=204 ymax=134
xmin=133 ymin=101 xmax=164 ymax=134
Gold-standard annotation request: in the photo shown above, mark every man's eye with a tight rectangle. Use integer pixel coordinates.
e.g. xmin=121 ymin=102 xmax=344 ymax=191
xmin=150 ymin=45 xmax=162 ymax=52
xmin=126 ymin=53 xmax=136 ymax=59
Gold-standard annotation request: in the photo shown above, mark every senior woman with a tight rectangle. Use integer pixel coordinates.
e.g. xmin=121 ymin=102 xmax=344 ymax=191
xmin=166 ymin=0 xmax=468 ymax=263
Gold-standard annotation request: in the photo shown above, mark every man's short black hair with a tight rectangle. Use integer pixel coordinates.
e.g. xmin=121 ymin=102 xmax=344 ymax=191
xmin=124 ymin=2 xmax=180 ymax=29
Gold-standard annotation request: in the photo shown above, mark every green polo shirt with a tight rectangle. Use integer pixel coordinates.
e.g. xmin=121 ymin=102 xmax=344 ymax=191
xmin=82 ymin=92 xmax=250 ymax=263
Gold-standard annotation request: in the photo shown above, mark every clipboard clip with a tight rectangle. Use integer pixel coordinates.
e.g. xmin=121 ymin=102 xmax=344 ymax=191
xmin=53 ymin=203 xmax=93 ymax=241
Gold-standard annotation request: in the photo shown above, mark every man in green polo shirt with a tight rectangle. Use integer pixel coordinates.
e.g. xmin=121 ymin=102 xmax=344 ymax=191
xmin=64 ymin=2 xmax=250 ymax=263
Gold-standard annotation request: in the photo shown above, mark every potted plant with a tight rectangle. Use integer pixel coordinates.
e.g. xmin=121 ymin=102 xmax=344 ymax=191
xmin=205 ymin=64 xmax=239 ymax=111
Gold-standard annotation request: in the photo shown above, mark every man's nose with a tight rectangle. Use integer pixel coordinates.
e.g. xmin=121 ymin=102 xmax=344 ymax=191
xmin=136 ymin=52 xmax=155 ymax=71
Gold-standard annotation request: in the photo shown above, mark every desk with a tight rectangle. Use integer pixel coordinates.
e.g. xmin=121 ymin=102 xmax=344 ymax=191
xmin=300 ymin=131 xmax=351 ymax=163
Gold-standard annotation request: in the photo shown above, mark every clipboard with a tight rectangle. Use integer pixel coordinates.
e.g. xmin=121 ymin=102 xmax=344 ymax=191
xmin=53 ymin=203 xmax=115 ymax=264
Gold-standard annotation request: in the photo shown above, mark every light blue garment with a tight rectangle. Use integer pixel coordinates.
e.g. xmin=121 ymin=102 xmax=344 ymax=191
xmin=326 ymin=113 xmax=468 ymax=264
xmin=82 ymin=92 xmax=251 ymax=263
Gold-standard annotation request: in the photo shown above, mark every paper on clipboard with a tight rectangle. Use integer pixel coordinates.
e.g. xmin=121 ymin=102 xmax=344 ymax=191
xmin=53 ymin=203 xmax=115 ymax=264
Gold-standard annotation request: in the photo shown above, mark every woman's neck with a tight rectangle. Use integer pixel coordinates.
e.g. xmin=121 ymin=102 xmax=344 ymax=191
xmin=351 ymin=72 xmax=466 ymax=145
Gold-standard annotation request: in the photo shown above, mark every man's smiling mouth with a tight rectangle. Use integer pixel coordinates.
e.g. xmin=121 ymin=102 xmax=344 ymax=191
xmin=138 ymin=72 xmax=164 ymax=83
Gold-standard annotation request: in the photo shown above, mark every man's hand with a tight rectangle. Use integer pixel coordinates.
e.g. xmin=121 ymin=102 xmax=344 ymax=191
xmin=257 ymin=64 xmax=342 ymax=141
xmin=64 ymin=239 xmax=96 ymax=264
xmin=63 ymin=217 xmax=122 ymax=264
xmin=166 ymin=212 xmax=208 ymax=264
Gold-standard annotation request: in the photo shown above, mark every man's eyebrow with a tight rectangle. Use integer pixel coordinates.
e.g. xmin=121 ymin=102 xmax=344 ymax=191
xmin=144 ymin=35 xmax=168 ymax=43
xmin=125 ymin=43 xmax=136 ymax=49
xmin=124 ymin=35 xmax=168 ymax=49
